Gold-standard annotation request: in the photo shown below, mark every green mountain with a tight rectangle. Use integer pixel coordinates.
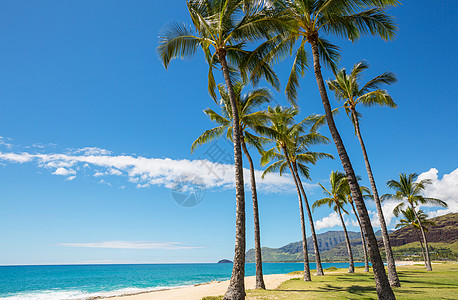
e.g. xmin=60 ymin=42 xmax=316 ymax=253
xmin=246 ymin=213 xmax=458 ymax=262
xmin=385 ymin=212 xmax=458 ymax=246
xmin=246 ymin=231 xmax=361 ymax=263
xmin=383 ymin=212 xmax=458 ymax=261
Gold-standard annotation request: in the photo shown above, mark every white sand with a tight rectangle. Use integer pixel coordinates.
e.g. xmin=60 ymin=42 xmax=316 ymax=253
xmin=105 ymin=261 xmax=428 ymax=299
xmin=110 ymin=273 xmax=299 ymax=300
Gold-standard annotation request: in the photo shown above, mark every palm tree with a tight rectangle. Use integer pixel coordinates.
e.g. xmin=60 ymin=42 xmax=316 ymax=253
xmin=157 ymin=1 xmax=287 ymax=298
xmin=396 ymin=207 xmax=435 ymax=267
xmin=257 ymin=106 xmax=319 ymax=281
xmin=327 ymin=60 xmax=398 ymax=279
xmin=313 ymin=171 xmax=354 ymax=273
xmin=191 ymin=82 xmax=272 ymax=289
xmin=255 ymin=0 xmax=400 ymax=294
xmin=383 ymin=173 xmax=447 ymax=271
xmin=261 ymin=116 xmax=333 ymax=277
xmin=342 ymin=177 xmax=372 ymax=272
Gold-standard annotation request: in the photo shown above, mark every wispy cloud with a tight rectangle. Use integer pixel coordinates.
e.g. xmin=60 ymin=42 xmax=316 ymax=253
xmin=0 ymin=136 xmax=12 ymax=149
xmin=0 ymin=142 xmax=309 ymax=194
xmin=59 ymin=241 xmax=201 ymax=250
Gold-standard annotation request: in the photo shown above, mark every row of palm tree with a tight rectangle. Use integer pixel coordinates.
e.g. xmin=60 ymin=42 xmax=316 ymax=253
xmin=384 ymin=173 xmax=447 ymax=271
xmin=312 ymin=171 xmax=447 ymax=276
xmin=157 ymin=1 xmax=408 ymax=299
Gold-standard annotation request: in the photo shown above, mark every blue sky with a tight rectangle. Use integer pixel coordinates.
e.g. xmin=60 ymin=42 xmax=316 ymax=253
xmin=0 ymin=1 xmax=457 ymax=265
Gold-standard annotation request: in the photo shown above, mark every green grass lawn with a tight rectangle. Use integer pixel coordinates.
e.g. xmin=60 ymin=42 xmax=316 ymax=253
xmin=203 ymin=262 xmax=458 ymax=300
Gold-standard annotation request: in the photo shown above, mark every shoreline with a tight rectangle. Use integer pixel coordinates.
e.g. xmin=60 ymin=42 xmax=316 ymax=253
xmin=108 ymin=273 xmax=300 ymax=300
xmin=106 ymin=260 xmax=415 ymax=300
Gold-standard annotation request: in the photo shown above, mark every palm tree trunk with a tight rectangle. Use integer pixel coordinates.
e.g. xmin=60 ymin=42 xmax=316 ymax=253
xmin=412 ymin=207 xmax=432 ymax=271
xmin=351 ymin=109 xmax=400 ymax=286
xmin=218 ymin=52 xmax=246 ymax=300
xmin=292 ymin=162 xmax=324 ymax=276
xmin=282 ymin=147 xmax=311 ymax=281
xmin=310 ymin=39 xmax=395 ymax=300
xmin=415 ymin=230 xmax=427 ymax=265
xmin=337 ymin=207 xmax=355 ymax=273
xmin=241 ymin=139 xmax=265 ymax=289
xmin=351 ymin=202 xmax=369 ymax=272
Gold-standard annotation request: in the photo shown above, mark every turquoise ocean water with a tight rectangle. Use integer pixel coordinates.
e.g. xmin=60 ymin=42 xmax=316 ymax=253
xmin=0 ymin=262 xmax=365 ymax=299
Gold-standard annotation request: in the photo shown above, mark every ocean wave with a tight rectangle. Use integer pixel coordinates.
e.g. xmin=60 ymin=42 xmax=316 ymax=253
xmin=1 ymin=285 xmax=191 ymax=300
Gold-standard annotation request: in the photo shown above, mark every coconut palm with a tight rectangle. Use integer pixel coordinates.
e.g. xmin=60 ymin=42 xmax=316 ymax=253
xmin=383 ymin=173 xmax=447 ymax=271
xmin=157 ymin=1 xmax=287 ymax=297
xmin=261 ymin=118 xmax=333 ymax=276
xmin=253 ymin=0 xmax=400 ymax=294
xmin=342 ymin=177 xmax=372 ymax=272
xmin=256 ymin=106 xmax=318 ymax=281
xmin=191 ymin=82 xmax=272 ymax=289
xmin=396 ymin=207 xmax=435 ymax=267
xmin=313 ymin=171 xmax=354 ymax=273
xmin=327 ymin=60 xmax=398 ymax=278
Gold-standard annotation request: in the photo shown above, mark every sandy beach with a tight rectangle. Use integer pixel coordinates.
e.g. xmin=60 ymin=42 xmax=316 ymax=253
xmin=110 ymin=273 xmax=300 ymax=300
xmin=107 ymin=261 xmax=424 ymax=300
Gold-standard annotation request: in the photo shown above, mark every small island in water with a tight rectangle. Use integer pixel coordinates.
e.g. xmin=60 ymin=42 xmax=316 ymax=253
xmin=218 ymin=259 xmax=233 ymax=264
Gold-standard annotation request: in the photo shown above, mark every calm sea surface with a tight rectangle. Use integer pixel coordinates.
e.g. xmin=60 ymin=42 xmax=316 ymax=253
xmin=0 ymin=262 xmax=365 ymax=299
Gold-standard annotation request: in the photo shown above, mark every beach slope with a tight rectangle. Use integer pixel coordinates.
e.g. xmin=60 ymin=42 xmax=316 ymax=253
xmin=112 ymin=273 xmax=299 ymax=300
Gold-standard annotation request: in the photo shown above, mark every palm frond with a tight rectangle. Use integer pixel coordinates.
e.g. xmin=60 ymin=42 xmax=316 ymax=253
xmin=191 ymin=125 xmax=227 ymax=153
xmin=285 ymin=39 xmax=308 ymax=105
xmin=157 ymin=22 xmax=203 ymax=68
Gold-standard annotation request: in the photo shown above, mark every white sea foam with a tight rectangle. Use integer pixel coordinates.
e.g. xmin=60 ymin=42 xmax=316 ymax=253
xmin=1 ymin=285 xmax=191 ymax=300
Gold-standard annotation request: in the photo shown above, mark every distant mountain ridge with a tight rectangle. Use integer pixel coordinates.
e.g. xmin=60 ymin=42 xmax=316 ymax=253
xmin=383 ymin=212 xmax=458 ymax=246
xmin=246 ymin=230 xmax=361 ymax=263
xmin=246 ymin=213 xmax=458 ymax=262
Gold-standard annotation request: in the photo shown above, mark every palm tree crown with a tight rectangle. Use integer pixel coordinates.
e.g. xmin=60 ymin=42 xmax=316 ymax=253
xmin=192 ymin=82 xmax=271 ymax=152
xmin=313 ymin=170 xmax=355 ymax=273
xmin=383 ymin=173 xmax=447 ymax=216
xmin=396 ymin=207 xmax=435 ymax=231
xmin=254 ymin=0 xmax=399 ymax=103
xmin=313 ymin=170 xmax=348 ymax=213
xmin=327 ymin=60 xmax=397 ymax=125
xmin=158 ymin=0 xmax=287 ymax=99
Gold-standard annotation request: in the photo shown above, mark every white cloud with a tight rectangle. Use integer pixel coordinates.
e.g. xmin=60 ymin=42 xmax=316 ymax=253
xmin=53 ymin=167 xmax=76 ymax=176
xmin=368 ymin=200 xmax=399 ymax=230
xmin=316 ymin=212 xmax=342 ymax=230
xmin=316 ymin=212 xmax=340 ymax=230
xmin=380 ymin=168 xmax=458 ymax=228
xmin=315 ymin=211 xmax=362 ymax=231
xmin=0 ymin=152 xmax=33 ymax=163
xmin=417 ymin=168 xmax=458 ymax=217
xmin=59 ymin=241 xmax=201 ymax=250
xmin=0 ymin=146 xmax=300 ymax=193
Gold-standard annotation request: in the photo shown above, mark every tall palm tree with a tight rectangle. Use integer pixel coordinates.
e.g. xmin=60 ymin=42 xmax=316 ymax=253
xmin=342 ymin=177 xmax=372 ymax=272
xmin=327 ymin=60 xmax=398 ymax=279
xmin=157 ymin=1 xmax=287 ymax=298
xmin=313 ymin=171 xmax=354 ymax=273
xmin=255 ymin=0 xmax=400 ymax=294
xmin=191 ymin=82 xmax=272 ymax=289
xmin=261 ymin=116 xmax=333 ymax=276
xmin=395 ymin=207 xmax=435 ymax=267
xmin=383 ymin=173 xmax=447 ymax=271
xmin=257 ymin=106 xmax=319 ymax=281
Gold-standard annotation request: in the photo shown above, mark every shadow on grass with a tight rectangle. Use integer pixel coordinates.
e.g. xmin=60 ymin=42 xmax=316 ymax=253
xmin=277 ymin=284 xmax=376 ymax=296
xmin=400 ymin=279 xmax=458 ymax=287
